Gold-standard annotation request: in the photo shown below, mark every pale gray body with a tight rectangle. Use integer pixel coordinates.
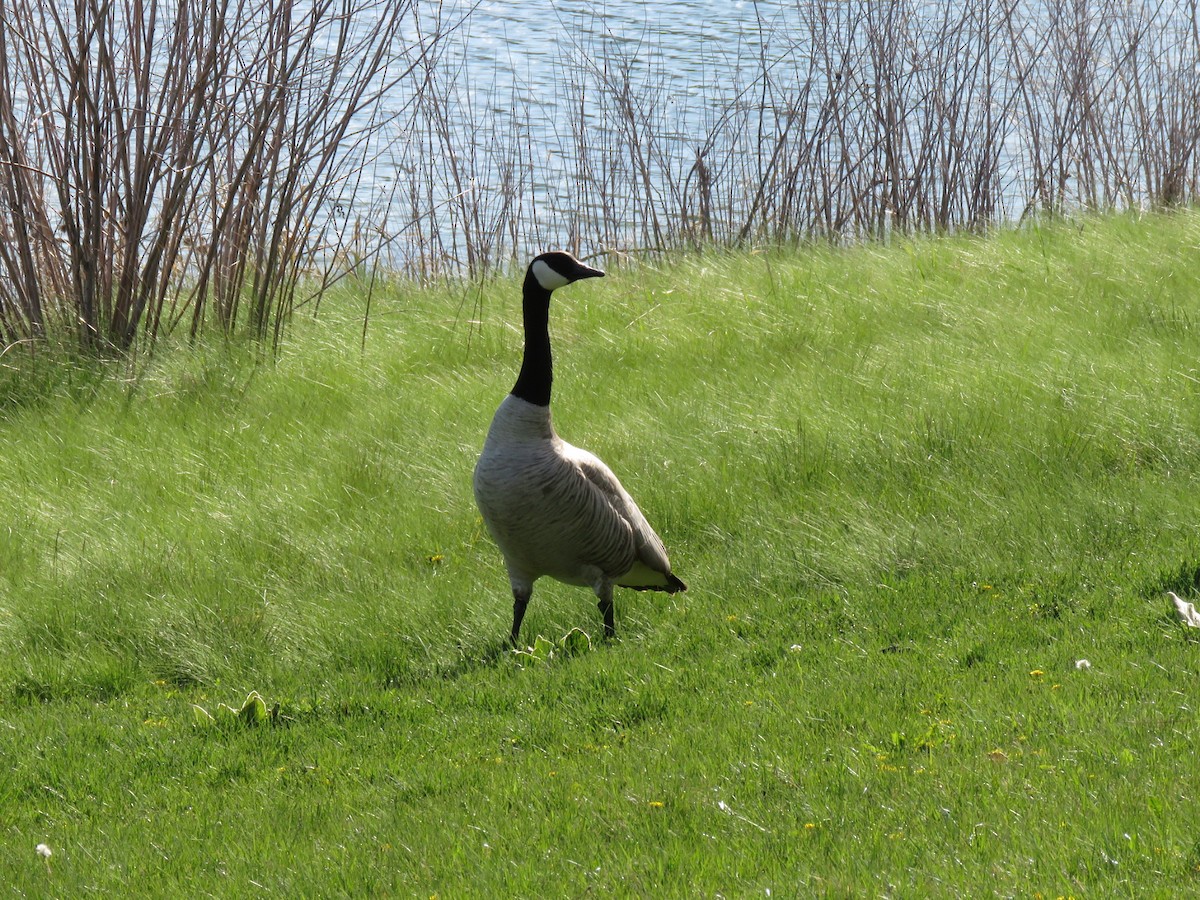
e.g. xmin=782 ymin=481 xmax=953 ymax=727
xmin=474 ymin=250 xmax=684 ymax=643
xmin=477 ymin=393 xmax=686 ymax=643
xmin=474 ymin=395 xmax=678 ymax=638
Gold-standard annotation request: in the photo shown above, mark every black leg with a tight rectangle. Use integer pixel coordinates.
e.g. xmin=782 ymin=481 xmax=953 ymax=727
xmin=511 ymin=587 xmax=531 ymax=646
xmin=596 ymin=583 xmax=615 ymax=639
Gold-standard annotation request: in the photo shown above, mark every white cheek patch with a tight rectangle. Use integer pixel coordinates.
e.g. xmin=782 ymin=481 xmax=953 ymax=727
xmin=532 ymin=259 xmax=571 ymax=291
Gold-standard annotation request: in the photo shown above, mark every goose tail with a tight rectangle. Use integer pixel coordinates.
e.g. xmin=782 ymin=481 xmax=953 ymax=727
xmin=622 ymin=571 xmax=688 ymax=594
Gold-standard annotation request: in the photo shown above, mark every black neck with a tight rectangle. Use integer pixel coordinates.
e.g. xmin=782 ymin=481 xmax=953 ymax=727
xmin=510 ymin=271 xmax=553 ymax=406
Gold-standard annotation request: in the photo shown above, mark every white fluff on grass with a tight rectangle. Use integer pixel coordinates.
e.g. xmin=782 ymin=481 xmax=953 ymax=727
xmin=1168 ymin=591 xmax=1200 ymax=628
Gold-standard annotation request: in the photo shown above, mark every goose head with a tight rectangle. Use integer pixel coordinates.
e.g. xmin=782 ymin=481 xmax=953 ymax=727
xmin=527 ymin=251 xmax=605 ymax=294
xmin=511 ymin=251 xmax=604 ymax=408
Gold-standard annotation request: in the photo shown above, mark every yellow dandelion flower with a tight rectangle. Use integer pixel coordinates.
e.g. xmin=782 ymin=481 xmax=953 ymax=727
xmin=1029 ymin=669 xmax=1044 ymax=677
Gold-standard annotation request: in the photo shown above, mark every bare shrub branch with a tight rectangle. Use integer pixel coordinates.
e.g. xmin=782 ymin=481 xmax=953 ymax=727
xmin=1 ymin=0 xmax=1199 ymax=349
xmin=0 ymin=0 xmax=420 ymax=350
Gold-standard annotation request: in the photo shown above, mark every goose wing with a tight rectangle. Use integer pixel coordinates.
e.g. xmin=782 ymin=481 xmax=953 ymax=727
xmin=566 ymin=445 xmax=676 ymax=588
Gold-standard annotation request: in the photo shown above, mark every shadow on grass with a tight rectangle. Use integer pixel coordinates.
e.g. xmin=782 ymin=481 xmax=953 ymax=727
xmin=375 ymin=637 xmax=515 ymax=689
xmin=376 ymin=627 xmax=612 ymax=688
xmin=1153 ymin=556 xmax=1200 ymax=600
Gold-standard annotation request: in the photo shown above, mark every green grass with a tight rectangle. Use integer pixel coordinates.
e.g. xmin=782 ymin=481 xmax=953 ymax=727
xmin=4 ymin=211 xmax=1200 ymax=895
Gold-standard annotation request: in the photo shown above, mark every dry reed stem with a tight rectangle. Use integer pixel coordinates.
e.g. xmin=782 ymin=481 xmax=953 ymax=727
xmin=0 ymin=0 xmax=1197 ymax=348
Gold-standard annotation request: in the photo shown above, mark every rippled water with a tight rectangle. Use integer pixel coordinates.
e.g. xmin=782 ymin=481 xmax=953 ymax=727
xmin=436 ymin=0 xmax=792 ymax=88
xmin=362 ymin=0 xmax=803 ymax=267
xmin=317 ymin=1 xmax=1200 ymax=269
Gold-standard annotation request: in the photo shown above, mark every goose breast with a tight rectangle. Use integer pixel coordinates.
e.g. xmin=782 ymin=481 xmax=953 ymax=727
xmin=474 ymin=435 xmax=664 ymax=588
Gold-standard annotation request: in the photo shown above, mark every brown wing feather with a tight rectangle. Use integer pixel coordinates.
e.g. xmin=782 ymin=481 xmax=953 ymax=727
xmin=568 ymin=446 xmax=682 ymax=590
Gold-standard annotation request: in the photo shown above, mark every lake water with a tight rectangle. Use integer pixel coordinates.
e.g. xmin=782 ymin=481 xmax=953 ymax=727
xmin=348 ymin=0 xmax=1198 ymax=273
xmin=40 ymin=0 xmax=1190 ymax=276
xmin=362 ymin=0 xmax=807 ymax=270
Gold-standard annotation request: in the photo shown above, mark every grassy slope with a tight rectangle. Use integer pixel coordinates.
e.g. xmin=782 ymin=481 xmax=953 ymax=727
xmin=3 ymin=212 xmax=1200 ymax=894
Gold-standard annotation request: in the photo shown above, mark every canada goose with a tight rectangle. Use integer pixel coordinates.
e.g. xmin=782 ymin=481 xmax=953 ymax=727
xmin=473 ymin=250 xmax=687 ymax=645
